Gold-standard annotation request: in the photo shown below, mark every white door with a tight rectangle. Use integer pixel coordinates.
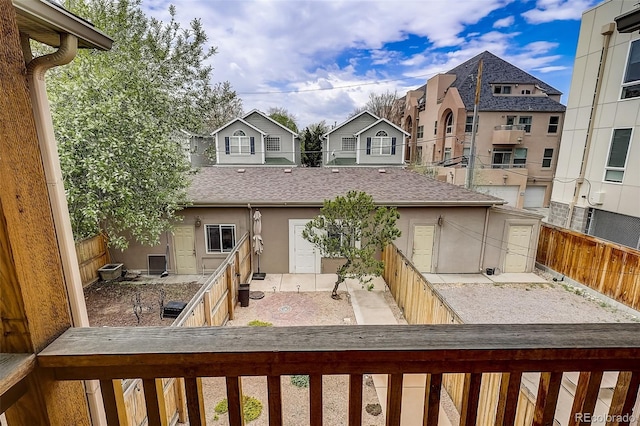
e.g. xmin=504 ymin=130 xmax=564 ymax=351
xmin=504 ymin=225 xmax=532 ymax=273
xmin=524 ymin=186 xmax=546 ymax=208
xmin=289 ymin=220 xmax=320 ymax=273
xmin=412 ymin=225 xmax=435 ymax=273
xmin=476 ymin=185 xmax=519 ymax=207
xmin=174 ymin=225 xmax=197 ymax=274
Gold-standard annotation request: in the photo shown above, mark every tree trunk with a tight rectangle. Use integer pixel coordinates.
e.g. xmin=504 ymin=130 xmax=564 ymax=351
xmin=332 ymin=259 xmax=351 ymax=299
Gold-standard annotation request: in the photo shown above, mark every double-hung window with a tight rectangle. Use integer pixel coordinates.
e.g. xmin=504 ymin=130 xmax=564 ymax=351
xmin=230 ymin=130 xmax=250 ymax=155
xmin=465 ymin=115 xmax=478 ymax=133
xmin=622 ymin=40 xmax=640 ymax=99
xmin=513 ymin=148 xmax=527 ymax=168
xmin=542 ymin=149 xmax=553 ymax=168
xmin=548 ymin=116 xmax=559 ymax=133
xmin=492 ymin=149 xmax=512 ymax=169
xmin=604 ymin=129 xmax=632 ymax=183
xmin=372 ymin=131 xmax=391 ymax=155
xmin=205 ymin=224 xmax=236 ymax=253
xmin=342 ymin=137 xmax=356 ymax=152
xmin=416 ymin=125 xmax=424 ymax=139
xmin=519 ymin=116 xmax=532 ymax=133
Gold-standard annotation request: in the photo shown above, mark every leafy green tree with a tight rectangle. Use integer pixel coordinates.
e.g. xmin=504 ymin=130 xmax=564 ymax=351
xmin=303 ymin=191 xmax=401 ymax=299
xmin=300 ymin=121 xmax=327 ymax=167
xmin=46 ymin=0 xmax=233 ymax=249
xmin=268 ymin=107 xmax=299 ymax=133
xmin=206 ymin=81 xmax=243 ymax=131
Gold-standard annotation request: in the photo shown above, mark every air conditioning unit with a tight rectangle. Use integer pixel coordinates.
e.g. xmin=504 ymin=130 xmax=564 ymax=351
xmin=593 ymin=191 xmax=605 ymax=205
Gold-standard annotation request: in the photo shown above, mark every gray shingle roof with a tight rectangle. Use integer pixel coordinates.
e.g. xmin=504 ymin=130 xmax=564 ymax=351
xmin=447 ymin=51 xmax=566 ymax=113
xmin=188 ymin=167 xmax=503 ymax=206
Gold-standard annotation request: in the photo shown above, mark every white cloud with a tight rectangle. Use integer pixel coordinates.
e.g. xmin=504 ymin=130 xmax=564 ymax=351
xmin=493 ymin=16 xmax=515 ymax=29
xmin=534 ymin=65 xmax=569 ymax=73
xmin=522 ymin=0 xmax=597 ymax=24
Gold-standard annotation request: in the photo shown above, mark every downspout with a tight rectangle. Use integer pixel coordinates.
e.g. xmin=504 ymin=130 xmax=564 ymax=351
xmin=566 ymin=23 xmax=615 ymax=229
xmin=25 ymin=33 xmax=107 ymax=426
xmin=479 ymin=207 xmax=490 ymax=271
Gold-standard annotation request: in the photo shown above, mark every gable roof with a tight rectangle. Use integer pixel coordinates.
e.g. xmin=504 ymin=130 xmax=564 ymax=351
xmin=446 ymin=51 xmax=566 ymax=113
xmin=243 ymin=109 xmax=298 ymax=136
xmin=354 ymin=118 xmax=410 ymax=136
xmin=210 ymin=117 xmax=266 ymax=136
xmin=188 ymin=167 xmax=504 ymax=207
xmin=324 ymin=110 xmax=380 ymax=137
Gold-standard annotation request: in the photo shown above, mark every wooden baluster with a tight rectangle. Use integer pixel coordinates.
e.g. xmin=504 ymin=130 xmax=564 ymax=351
xmin=267 ymin=375 xmax=282 ymax=426
xmin=569 ymin=371 xmax=603 ymax=426
xmin=310 ymin=374 xmax=323 ymax=426
xmin=184 ymin=377 xmax=205 ymax=426
xmin=386 ymin=374 xmax=403 ymax=426
xmin=533 ymin=372 xmax=563 ymax=426
xmin=607 ymin=371 xmax=640 ymax=426
xmin=226 ymin=376 xmax=244 ymax=426
xmin=99 ymin=379 xmax=128 ymax=426
xmin=349 ymin=374 xmax=363 ymax=426
xmin=460 ymin=373 xmax=482 ymax=426
xmin=423 ymin=373 xmax=442 ymax=426
xmin=142 ymin=379 xmax=168 ymax=426
xmin=495 ymin=372 xmax=522 ymax=426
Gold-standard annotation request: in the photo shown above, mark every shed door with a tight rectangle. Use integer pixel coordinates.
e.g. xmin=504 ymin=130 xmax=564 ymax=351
xmin=504 ymin=225 xmax=532 ymax=273
xmin=412 ymin=225 xmax=435 ymax=273
xmin=289 ymin=220 xmax=320 ymax=273
xmin=174 ymin=225 xmax=197 ymax=274
xmin=524 ymin=186 xmax=546 ymax=208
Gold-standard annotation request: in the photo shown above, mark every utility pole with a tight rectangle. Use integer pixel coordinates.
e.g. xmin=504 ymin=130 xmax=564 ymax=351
xmin=466 ymin=59 xmax=483 ymax=189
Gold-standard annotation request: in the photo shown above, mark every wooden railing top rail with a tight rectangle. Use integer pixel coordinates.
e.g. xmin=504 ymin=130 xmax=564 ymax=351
xmin=39 ymin=324 xmax=640 ymax=380
xmin=172 ymin=232 xmax=249 ymax=327
xmin=0 ymin=353 xmax=35 ymax=412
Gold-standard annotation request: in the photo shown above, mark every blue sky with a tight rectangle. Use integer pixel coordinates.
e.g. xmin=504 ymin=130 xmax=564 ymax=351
xmin=141 ymin=0 xmax=600 ymax=128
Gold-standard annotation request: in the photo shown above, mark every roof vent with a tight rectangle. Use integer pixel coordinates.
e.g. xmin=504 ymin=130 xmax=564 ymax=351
xmin=378 ymin=169 xmax=386 ymax=173
xmin=284 ymin=168 xmax=292 ymax=173
xmin=331 ymin=169 xmax=339 ymax=173
xmin=237 ymin=168 xmax=245 ymax=173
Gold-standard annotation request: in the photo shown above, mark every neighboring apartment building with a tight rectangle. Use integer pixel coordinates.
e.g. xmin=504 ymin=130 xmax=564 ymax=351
xmin=404 ymin=51 xmax=566 ymax=209
xmin=549 ymin=0 xmax=640 ymax=250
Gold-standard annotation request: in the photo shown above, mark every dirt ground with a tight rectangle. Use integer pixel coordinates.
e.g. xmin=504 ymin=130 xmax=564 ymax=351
xmin=84 ymin=276 xmax=202 ymax=327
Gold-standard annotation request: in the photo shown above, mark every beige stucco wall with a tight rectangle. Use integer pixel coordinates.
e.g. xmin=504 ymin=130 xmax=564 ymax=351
xmin=115 ymin=204 xmax=540 ymax=276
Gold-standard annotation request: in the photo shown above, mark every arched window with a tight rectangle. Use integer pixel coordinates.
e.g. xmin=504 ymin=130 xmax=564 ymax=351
xmin=373 ymin=130 xmax=391 ymax=155
xmin=230 ymin=129 xmax=250 ymax=154
xmin=445 ymin=112 xmax=454 ymax=134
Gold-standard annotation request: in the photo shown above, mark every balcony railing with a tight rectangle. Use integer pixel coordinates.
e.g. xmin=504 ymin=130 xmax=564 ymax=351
xmin=493 ymin=125 xmax=526 ymax=145
xmin=3 ymin=324 xmax=627 ymax=425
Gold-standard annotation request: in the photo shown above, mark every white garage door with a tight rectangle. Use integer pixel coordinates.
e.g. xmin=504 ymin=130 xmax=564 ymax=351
xmin=288 ymin=219 xmax=321 ymax=273
xmin=524 ymin=186 xmax=546 ymax=208
xmin=475 ymin=185 xmax=519 ymax=206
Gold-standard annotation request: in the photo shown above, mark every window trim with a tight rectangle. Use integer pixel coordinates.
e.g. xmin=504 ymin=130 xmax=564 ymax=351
xmin=542 ymin=148 xmax=554 ymax=168
xmin=372 ymin=130 xmax=391 ymax=155
xmin=621 ymin=39 xmax=640 ymax=100
xmin=230 ymin=130 xmax=251 ymax=155
xmin=547 ymin=116 xmax=559 ymax=134
xmin=205 ymin=224 xmax=236 ymax=253
xmin=341 ymin=136 xmax=356 ymax=152
xmin=265 ymin=136 xmax=281 ymax=152
xmin=603 ymin=128 xmax=632 ymax=184
xmin=518 ymin=116 xmax=532 ymax=133
xmin=492 ymin=149 xmax=513 ymax=169
xmin=416 ymin=125 xmax=424 ymax=139
xmin=513 ymin=147 xmax=527 ymax=168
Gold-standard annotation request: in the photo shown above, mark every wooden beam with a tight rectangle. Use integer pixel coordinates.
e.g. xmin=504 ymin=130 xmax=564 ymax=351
xmin=460 ymin=373 xmax=482 ymax=426
xmin=184 ymin=377 xmax=205 ymax=426
xmin=0 ymin=1 xmax=90 ymax=423
xmin=226 ymin=376 xmax=244 ymax=426
xmin=423 ymin=373 xmax=442 ymax=426
xmin=99 ymin=379 xmax=127 ymax=426
xmin=569 ymin=371 xmax=603 ymax=426
xmin=607 ymin=371 xmax=640 ymax=426
xmin=533 ymin=372 xmax=562 ymax=426
xmin=495 ymin=371 xmax=522 ymax=426
xmin=267 ymin=375 xmax=282 ymax=426
xmin=386 ymin=374 xmax=403 ymax=426
xmin=309 ymin=374 xmax=322 ymax=426
xmin=348 ymin=374 xmax=363 ymax=425
xmin=142 ymin=379 xmax=168 ymax=426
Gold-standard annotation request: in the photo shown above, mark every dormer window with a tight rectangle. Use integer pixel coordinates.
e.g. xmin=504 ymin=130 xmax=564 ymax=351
xmin=494 ymin=85 xmax=512 ymax=94
xmin=521 ymin=89 xmax=531 ymax=95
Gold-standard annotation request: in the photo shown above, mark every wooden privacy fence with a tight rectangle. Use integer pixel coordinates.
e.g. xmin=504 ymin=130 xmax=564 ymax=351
xmin=75 ymin=233 xmax=110 ymax=287
xmin=382 ymin=243 xmax=537 ymax=425
xmin=116 ymin=233 xmax=252 ymax=426
xmin=537 ymin=223 xmax=640 ymax=310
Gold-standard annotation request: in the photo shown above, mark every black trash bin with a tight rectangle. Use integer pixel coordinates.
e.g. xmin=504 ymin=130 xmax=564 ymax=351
xmin=239 ymin=283 xmax=250 ymax=307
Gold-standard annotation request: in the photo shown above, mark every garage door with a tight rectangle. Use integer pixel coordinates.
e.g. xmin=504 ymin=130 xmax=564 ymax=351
xmin=475 ymin=185 xmax=519 ymax=206
xmin=288 ymin=219 xmax=320 ymax=273
xmin=524 ymin=186 xmax=546 ymax=208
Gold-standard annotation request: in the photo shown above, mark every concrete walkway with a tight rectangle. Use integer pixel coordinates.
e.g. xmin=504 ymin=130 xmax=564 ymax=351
xmin=250 ymin=273 xmax=453 ymax=426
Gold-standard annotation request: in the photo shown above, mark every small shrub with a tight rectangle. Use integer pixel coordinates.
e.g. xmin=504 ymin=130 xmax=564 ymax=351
xmin=248 ymin=319 xmax=273 ymax=327
xmin=290 ymin=374 xmax=310 ymax=388
xmin=214 ymin=395 xmax=263 ymax=421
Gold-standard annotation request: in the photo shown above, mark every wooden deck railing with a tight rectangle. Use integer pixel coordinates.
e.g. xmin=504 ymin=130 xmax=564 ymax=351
xmin=30 ymin=324 xmax=640 ymax=426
